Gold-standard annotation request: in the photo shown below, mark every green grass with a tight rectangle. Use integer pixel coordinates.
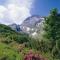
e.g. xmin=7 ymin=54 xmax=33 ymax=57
xmin=0 ymin=43 xmax=23 ymax=60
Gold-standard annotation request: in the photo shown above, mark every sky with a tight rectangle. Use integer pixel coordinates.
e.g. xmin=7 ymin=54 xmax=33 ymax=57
xmin=31 ymin=0 xmax=60 ymax=16
xmin=0 ymin=0 xmax=60 ymax=25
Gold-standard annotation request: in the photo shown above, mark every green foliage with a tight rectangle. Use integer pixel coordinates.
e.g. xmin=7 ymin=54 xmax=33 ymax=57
xmin=52 ymin=46 xmax=60 ymax=59
xmin=43 ymin=8 xmax=60 ymax=59
xmin=0 ymin=43 xmax=23 ymax=60
xmin=0 ymin=24 xmax=30 ymax=44
xmin=56 ymin=40 xmax=60 ymax=51
xmin=13 ymin=34 xmax=29 ymax=44
xmin=0 ymin=24 xmax=33 ymax=60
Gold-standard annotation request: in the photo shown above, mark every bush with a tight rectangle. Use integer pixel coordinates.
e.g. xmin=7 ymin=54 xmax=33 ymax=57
xmin=0 ymin=43 xmax=23 ymax=60
xmin=24 ymin=50 xmax=45 ymax=60
xmin=52 ymin=46 xmax=60 ymax=59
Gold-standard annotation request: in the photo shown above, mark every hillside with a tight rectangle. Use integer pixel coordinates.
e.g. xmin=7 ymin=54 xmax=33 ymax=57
xmin=0 ymin=24 xmax=30 ymax=44
xmin=0 ymin=24 xmax=49 ymax=60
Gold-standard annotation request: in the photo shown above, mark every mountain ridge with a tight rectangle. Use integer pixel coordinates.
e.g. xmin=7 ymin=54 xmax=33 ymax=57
xmin=9 ymin=15 xmax=44 ymax=36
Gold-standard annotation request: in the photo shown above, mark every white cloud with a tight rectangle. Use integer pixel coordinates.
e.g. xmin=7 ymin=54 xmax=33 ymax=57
xmin=0 ymin=5 xmax=7 ymax=19
xmin=7 ymin=4 xmax=31 ymax=24
xmin=0 ymin=0 xmax=34 ymax=25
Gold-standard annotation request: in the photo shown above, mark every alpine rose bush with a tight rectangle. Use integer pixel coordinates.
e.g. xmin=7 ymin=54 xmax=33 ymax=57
xmin=24 ymin=50 xmax=47 ymax=60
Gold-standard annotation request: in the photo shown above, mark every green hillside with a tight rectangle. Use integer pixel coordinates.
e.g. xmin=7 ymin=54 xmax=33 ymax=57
xmin=0 ymin=24 xmax=29 ymax=44
xmin=0 ymin=24 xmax=30 ymax=60
xmin=0 ymin=43 xmax=23 ymax=60
xmin=0 ymin=24 xmax=44 ymax=60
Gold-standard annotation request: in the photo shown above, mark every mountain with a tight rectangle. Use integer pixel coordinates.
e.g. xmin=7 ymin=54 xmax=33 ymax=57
xmin=9 ymin=23 xmax=22 ymax=32
xmin=20 ymin=15 xmax=44 ymax=36
xmin=9 ymin=15 xmax=44 ymax=36
xmin=21 ymin=15 xmax=44 ymax=28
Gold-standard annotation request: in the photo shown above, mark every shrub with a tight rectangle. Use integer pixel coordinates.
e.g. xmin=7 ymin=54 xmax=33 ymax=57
xmin=24 ymin=50 xmax=46 ymax=60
